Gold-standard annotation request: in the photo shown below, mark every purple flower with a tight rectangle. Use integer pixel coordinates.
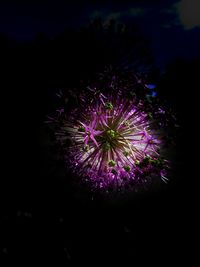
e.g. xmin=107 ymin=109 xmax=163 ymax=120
xmin=47 ymin=69 xmax=174 ymax=193
xmin=52 ymin=91 xmax=170 ymax=192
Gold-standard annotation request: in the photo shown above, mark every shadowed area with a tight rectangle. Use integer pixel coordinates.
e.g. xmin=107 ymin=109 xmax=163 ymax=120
xmin=0 ymin=2 xmax=198 ymax=266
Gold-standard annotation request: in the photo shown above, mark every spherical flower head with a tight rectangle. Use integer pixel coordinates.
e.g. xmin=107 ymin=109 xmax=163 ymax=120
xmin=47 ymin=69 xmax=175 ymax=194
xmin=53 ymin=99 xmax=169 ymax=192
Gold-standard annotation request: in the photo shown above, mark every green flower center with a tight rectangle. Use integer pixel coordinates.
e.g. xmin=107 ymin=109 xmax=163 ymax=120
xmin=97 ymin=128 xmax=120 ymax=151
xmin=106 ymin=129 xmax=117 ymax=139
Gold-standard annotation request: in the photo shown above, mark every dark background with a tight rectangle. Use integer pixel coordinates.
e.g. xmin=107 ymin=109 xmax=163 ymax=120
xmin=0 ymin=0 xmax=199 ymax=265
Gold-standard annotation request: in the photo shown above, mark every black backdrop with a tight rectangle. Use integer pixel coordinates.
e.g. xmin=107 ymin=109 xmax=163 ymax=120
xmin=1 ymin=6 xmax=199 ymax=267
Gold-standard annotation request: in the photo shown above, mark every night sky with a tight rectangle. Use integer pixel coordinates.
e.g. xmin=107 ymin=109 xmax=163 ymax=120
xmin=0 ymin=0 xmax=200 ymax=68
xmin=1 ymin=0 xmax=199 ymax=266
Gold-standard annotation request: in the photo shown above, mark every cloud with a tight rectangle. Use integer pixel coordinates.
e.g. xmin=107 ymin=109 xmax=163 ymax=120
xmin=160 ymin=0 xmax=200 ymax=30
xmin=90 ymin=1 xmax=200 ymax=31
xmin=176 ymin=0 xmax=200 ymax=29
xmin=90 ymin=7 xmax=146 ymax=24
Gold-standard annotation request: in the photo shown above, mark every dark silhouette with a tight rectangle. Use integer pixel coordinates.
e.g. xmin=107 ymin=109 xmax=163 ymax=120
xmin=1 ymin=18 xmax=197 ymax=266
